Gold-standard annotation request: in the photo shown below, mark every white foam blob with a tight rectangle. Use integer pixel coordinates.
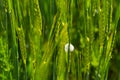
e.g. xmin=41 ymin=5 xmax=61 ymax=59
xmin=64 ymin=43 xmax=74 ymax=52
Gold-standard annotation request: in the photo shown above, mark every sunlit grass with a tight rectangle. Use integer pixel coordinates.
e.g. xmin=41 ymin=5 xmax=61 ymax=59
xmin=0 ymin=0 xmax=120 ymax=80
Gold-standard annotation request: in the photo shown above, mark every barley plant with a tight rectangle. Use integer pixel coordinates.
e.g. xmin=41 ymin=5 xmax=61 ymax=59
xmin=0 ymin=0 xmax=120 ymax=80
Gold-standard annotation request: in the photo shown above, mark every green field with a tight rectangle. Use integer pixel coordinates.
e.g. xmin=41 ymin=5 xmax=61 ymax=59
xmin=0 ymin=0 xmax=120 ymax=80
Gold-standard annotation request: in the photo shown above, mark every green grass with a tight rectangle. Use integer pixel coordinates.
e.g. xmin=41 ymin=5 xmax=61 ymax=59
xmin=0 ymin=0 xmax=120 ymax=80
